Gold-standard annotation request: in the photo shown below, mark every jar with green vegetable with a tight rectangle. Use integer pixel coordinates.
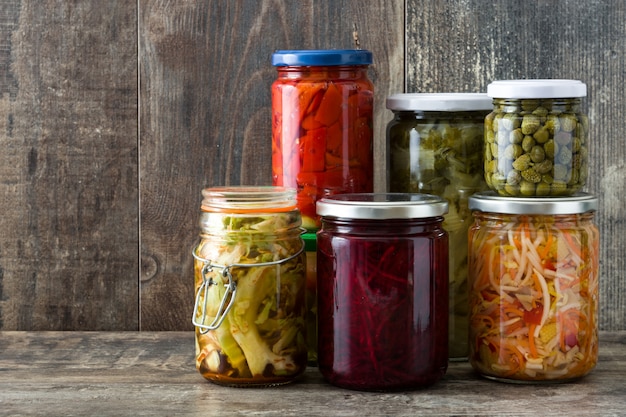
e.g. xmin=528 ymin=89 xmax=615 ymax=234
xmin=192 ymin=186 xmax=307 ymax=387
xmin=484 ymin=79 xmax=589 ymax=197
xmin=386 ymin=93 xmax=491 ymax=360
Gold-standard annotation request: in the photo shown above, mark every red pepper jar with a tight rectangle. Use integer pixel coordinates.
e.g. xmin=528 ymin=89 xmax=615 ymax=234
xmin=316 ymin=193 xmax=449 ymax=391
xmin=271 ymin=49 xmax=374 ymax=231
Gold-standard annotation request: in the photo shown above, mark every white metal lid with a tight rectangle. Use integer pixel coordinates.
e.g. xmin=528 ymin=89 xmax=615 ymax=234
xmin=487 ymin=79 xmax=587 ymax=99
xmin=469 ymin=192 xmax=598 ymax=215
xmin=316 ymin=193 xmax=448 ymax=220
xmin=385 ymin=93 xmax=492 ymax=112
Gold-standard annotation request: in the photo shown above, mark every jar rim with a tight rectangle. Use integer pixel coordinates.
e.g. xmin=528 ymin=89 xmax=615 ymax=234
xmin=316 ymin=193 xmax=448 ymax=220
xmin=386 ymin=93 xmax=492 ymax=111
xmin=487 ymin=79 xmax=587 ymax=99
xmin=201 ymin=186 xmax=297 ymax=213
xmin=469 ymin=191 xmax=597 ymax=215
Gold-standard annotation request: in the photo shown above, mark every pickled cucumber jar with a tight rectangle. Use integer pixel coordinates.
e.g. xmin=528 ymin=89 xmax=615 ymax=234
xmin=191 ymin=186 xmax=307 ymax=387
xmin=271 ymin=49 xmax=374 ymax=230
xmin=484 ymin=79 xmax=589 ymax=197
xmin=468 ymin=192 xmax=599 ymax=383
xmin=386 ymin=93 xmax=491 ymax=360
xmin=316 ymin=193 xmax=449 ymax=391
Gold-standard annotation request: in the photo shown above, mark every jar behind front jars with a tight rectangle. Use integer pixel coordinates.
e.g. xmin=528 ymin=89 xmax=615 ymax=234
xmin=386 ymin=93 xmax=491 ymax=360
xmin=484 ymin=79 xmax=589 ymax=197
xmin=192 ymin=186 xmax=307 ymax=387
xmin=467 ymin=192 xmax=599 ymax=383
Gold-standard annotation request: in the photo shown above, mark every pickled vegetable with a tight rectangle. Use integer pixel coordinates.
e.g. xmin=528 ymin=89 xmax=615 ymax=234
xmin=484 ymin=98 xmax=589 ymax=196
xmin=468 ymin=213 xmax=599 ymax=381
xmin=272 ymin=67 xmax=374 ymax=229
xmin=387 ymin=111 xmax=488 ymax=359
xmin=317 ymin=217 xmax=449 ymax=391
xmin=193 ymin=212 xmax=307 ymax=386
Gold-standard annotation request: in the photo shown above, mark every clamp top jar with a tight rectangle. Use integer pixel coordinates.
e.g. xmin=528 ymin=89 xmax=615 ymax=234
xmin=484 ymin=79 xmax=589 ymax=197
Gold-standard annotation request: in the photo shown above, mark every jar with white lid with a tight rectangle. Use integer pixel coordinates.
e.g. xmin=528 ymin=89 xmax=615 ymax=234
xmin=386 ymin=93 xmax=491 ymax=360
xmin=467 ymin=192 xmax=599 ymax=383
xmin=484 ymin=79 xmax=589 ymax=197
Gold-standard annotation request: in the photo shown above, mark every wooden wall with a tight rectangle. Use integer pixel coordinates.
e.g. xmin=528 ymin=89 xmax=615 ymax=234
xmin=0 ymin=0 xmax=624 ymax=331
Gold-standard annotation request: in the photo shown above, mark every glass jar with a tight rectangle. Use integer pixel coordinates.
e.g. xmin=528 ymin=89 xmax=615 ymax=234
xmin=316 ymin=193 xmax=449 ymax=391
xmin=191 ymin=186 xmax=307 ymax=387
xmin=271 ymin=49 xmax=374 ymax=230
xmin=484 ymin=79 xmax=589 ymax=197
xmin=386 ymin=93 xmax=491 ymax=360
xmin=467 ymin=192 xmax=599 ymax=383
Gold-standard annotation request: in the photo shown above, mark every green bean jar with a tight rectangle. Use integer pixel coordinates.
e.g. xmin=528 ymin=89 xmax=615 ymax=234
xmin=484 ymin=80 xmax=589 ymax=197
xmin=386 ymin=93 xmax=491 ymax=360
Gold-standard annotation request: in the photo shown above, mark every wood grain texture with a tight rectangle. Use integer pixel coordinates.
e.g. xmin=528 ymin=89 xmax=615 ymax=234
xmin=138 ymin=0 xmax=403 ymax=330
xmin=406 ymin=0 xmax=626 ymax=330
xmin=0 ymin=1 xmax=139 ymax=330
xmin=0 ymin=331 xmax=625 ymax=416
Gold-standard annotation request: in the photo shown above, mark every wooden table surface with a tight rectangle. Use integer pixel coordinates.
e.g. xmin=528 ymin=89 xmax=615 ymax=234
xmin=1 ymin=331 xmax=625 ymax=416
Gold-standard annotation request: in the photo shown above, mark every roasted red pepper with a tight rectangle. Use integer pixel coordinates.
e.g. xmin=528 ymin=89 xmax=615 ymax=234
xmin=271 ymin=56 xmax=374 ymax=230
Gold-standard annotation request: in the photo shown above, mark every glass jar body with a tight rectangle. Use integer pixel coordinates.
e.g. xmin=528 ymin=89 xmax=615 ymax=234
xmin=387 ymin=109 xmax=489 ymax=360
xmin=317 ymin=217 xmax=449 ymax=391
xmin=192 ymin=188 xmax=307 ymax=387
xmin=484 ymin=98 xmax=589 ymax=197
xmin=271 ymin=65 xmax=374 ymax=230
xmin=467 ymin=211 xmax=599 ymax=383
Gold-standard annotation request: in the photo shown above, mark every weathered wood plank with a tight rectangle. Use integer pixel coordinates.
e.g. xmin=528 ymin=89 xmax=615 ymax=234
xmin=0 ymin=331 xmax=625 ymax=416
xmin=0 ymin=1 xmax=139 ymax=330
xmin=406 ymin=0 xmax=626 ymax=330
xmin=138 ymin=0 xmax=404 ymax=330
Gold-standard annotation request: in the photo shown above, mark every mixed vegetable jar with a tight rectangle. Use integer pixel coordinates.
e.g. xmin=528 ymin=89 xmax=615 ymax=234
xmin=386 ymin=93 xmax=491 ymax=360
xmin=484 ymin=79 xmax=589 ymax=197
xmin=316 ymin=193 xmax=449 ymax=391
xmin=271 ymin=49 xmax=374 ymax=230
xmin=467 ymin=192 xmax=599 ymax=383
xmin=192 ymin=186 xmax=307 ymax=387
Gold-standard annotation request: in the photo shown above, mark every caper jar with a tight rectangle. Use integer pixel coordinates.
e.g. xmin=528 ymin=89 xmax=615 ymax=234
xmin=484 ymin=79 xmax=589 ymax=197
xmin=386 ymin=93 xmax=491 ymax=360
xmin=191 ymin=186 xmax=307 ymax=387
xmin=467 ymin=192 xmax=599 ymax=383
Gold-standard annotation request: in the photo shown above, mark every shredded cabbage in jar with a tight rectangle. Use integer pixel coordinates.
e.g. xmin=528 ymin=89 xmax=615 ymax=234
xmin=468 ymin=214 xmax=599 ymax=381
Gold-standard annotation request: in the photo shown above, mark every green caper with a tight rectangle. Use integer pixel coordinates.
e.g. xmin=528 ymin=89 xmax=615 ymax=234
xmin=533 ymin=126 xmax=550 ymax=144
xmin=544 ymin=140 xmax=558 ymax=159
xmin=572 ymin=137 xmax=582 ymax=153
xmin=568 ymin=168 xmax=579 ymax=185
xmin=490 ymin=142 xmax=499 ymax=158
xmin=521 ymin=168 xmax=541 ymax=183
xmin=534 ymin=159 xmax=553 ymax=174
xmin=503 ymin=144 xmax=523 ymax=160
xmin=504 ymin=183 xmax=520 ymax=196
xmin=491 ymin=173 xmax=506 ymax=189
xmin=485 ymin=143 xmax=493 ymax=161
xmin=521 ymin=99 xmax=540 ymax=112
xmin=492 ymin=113 xmax=504 ymax=132
xmin=532 ymin=106 xmax=549 ymax=117
xmin=485 ymin=129 xmax=496 ymax=144
xmin=512 ymin=154 xmax=532 ymax=171
xmin=519 ymin=180 xmax=536 ymax=195
xmin=555 ymin=131 xmax=572 ymax=146
xmin=553 ymin=164 xmax=568 ymax=181
xmin=536 ymin=182 xmax=551 ymax=196
xmin=486 ymin=159 xmax=497 ymax=173
xmin=545 ymin=114 xmax=561 ymax=134
xmin=558 ymin=147 xmax=573 ymax=164
xmin=522 ymin=135 xmax=535 ymax=152
xmin=509 ymin=129 xmax=523 ymax=144
xmin=521 ymin=114 xmax=541 ymax=135
xmin=506 ymin=169 xmax=522 ymax=185
xmin=560 ymin=115 xmax=577 ymax=132
xmin=541 ymin=174 xmax=553 ymax=184
xmin=551 ymin=181 xmax=568 ymax=195
xmin=501 ymin=113 xmax=520 ymax=131
xmin=530 ymin=145 xmax=545 ymax=163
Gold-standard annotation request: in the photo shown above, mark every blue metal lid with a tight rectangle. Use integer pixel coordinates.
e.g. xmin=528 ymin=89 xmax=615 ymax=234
xmin=272 ymin=49 xmax=373 ymax=66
